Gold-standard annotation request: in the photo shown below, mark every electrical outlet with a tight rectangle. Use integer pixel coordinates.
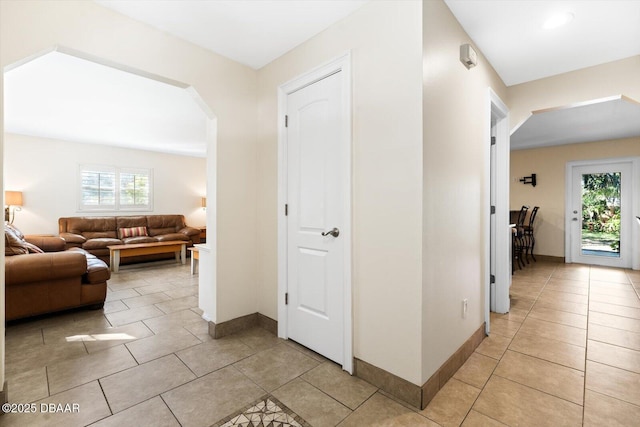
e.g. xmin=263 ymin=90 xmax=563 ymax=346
xmin=462 ymin=299 xmax=468 ymax=318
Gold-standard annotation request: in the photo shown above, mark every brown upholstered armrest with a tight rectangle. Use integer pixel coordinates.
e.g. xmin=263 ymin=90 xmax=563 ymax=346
xmin=60 ymin=232 xmax=86 ymax=244
xmin=68 ymin=248 xmax=111 ymax=284
xmin=5 ymin=252 xmax=87 ymax=286
xmin=85 ymin=256 xmax=111 ymax=284
xmin=179 ymin=226 xmax=200 ymax=237
xmin=25 ymin=235 xmax=66 ymax=252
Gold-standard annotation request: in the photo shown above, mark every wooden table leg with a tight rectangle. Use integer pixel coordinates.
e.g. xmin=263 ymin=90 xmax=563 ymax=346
xmin=112 ymin=249 xmax=120 ymax=273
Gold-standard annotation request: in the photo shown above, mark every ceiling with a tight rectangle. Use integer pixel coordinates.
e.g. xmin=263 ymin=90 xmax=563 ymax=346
xmin=511 ymin=96 xmax=640 ymax=150
xmin=4 ymin=1 xmax=640 ymax=156
xmin=446 ymin=0 xmax=640 ymax=150
xmin=95 ymin=0 xmax=369 ymax=70
xmin=96 ymin=0 xmax=640 ymax=84
xmin=444 ymin=0 xmax=640 ymax=86
xmin=4 ymin=50 xmax=210 ymax=157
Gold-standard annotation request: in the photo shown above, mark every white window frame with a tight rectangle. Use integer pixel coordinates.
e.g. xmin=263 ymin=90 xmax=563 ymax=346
xmin=78 ymin=164 xmax=153 ymax=212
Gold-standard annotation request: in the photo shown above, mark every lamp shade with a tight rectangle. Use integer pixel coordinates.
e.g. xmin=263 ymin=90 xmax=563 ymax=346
xmin=5 ymin=191 xmax=23 ymax=206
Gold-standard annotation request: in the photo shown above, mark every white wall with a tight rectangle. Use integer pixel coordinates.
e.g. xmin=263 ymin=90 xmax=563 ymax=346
xmin=4 ymin=133 xmax=206 ymax=234
xmin=257 ymin=0 xmax=424 ymax=384
xmin=421 ymin=0 xmax=508 ymax=383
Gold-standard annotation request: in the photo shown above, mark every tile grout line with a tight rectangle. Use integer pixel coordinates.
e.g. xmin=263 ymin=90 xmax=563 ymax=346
xmin=629 ymin=270 xmax=640 ymax=301
xmin=158 ymin=394 xmax=183 ymax=427
xmin=465 ymin=265 xmax=560 ymax=424
xmin=96 ymin=377 xmax=115 ymax=420
xmin=585 ymin=264 xmax=592 ymax=397
xmin=584 ymin=269 xmax=640 ymax=375
xmin=294 ymin=375 xmax=353 ymax=423
xmin=45 ymin=365 xmax=51 ymax=399
xmin=530 ymin=265 xmax=588 ymax=417
xmin=489 ymin=372 xmax=584 ymax=408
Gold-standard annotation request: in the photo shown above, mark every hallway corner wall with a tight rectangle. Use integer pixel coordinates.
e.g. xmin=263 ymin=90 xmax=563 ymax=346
xmin=421 ymin=0 xmax=508 ymax=384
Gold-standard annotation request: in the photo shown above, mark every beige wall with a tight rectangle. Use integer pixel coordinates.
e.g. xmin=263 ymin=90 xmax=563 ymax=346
xmin=421 ymin=0 xmax=508 ymax=382
xmin=4 ymin=134 xmax=207 ymax=235
xmin=257 ymin=0 xmax=425 ymax=384
xmin=511 ymin=137 xmax=640 ymax=258
xmin=509 ymin=56 xmax=640 ymax=130
xmin=0 ymin=0 xmax=259 ymax=333
xmin=508 ymin=55 xmax=640 ymax=259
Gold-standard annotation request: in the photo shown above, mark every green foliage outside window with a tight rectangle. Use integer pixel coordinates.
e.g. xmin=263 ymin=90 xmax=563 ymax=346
xmin=581 ymin=172 xmax=621 ymax=251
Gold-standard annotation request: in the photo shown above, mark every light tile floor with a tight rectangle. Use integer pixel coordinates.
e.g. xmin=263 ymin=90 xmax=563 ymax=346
xmin=2 ymin=260 xmax=640 ymax=426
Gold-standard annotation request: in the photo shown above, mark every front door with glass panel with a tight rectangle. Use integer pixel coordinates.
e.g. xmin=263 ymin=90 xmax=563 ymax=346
xmin=569 ymin=161 xmax=632 ymax=268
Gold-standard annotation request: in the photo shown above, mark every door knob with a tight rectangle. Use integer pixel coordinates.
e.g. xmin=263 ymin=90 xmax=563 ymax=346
xmin=321 ymin=227 xmax=340 ymax=238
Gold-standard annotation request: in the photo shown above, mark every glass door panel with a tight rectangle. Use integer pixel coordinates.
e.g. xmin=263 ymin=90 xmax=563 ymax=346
xmin=580 ymin=172 xmax=621 ymax=258
xmin=570 ymin=162 xmax=632 ymax=268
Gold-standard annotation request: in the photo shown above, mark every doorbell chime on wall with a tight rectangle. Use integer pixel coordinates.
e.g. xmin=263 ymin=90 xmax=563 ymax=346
xmin=460 ymin=43 xmax=477 ymax=69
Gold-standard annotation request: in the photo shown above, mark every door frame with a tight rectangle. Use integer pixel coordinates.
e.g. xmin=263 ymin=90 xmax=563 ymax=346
xmin=486 ymin=89 xmax=511 ymax=321
xmin=565 ymin=157 xmax=640 ymax=270
xmin=277 ymin=52 xmax=353 ymax=373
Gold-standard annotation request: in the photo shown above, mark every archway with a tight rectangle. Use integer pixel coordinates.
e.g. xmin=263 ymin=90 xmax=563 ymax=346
xmin=1 ymin=46 xmax=218 ymax=394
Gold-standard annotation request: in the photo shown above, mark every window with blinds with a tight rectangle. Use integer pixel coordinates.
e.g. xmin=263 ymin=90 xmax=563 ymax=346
xmin=79 ymin=165 xmax=153 ymax=211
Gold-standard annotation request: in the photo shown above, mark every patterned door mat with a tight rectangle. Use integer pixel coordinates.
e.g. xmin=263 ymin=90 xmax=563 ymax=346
xmin=213 ymin=395 xmax=312 ymax=427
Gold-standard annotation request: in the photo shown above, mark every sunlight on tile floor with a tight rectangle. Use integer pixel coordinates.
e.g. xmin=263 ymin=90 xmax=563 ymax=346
xmin=3 ymin=260 xmax=640 ymax=426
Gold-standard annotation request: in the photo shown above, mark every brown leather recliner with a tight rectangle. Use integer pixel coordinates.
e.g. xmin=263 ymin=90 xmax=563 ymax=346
xmin=4 ymin=224 xmax=110 ymax=321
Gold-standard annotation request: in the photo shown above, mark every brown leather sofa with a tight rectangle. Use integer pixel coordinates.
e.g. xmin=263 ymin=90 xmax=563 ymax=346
xmin=5 ymin=225 xmax=110 ymax=321
xmin=59 ymin=215 xmax=201 ymax=264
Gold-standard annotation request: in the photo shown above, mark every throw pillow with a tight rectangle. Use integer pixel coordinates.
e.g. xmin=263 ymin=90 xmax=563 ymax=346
xmin=4 ymin=224 xmax=43 ymax=255
xmin=24 ymin=241 xmax=45 ymax=253
xmin=119 ymin=226 xmax=149 ymax=239
xmin=5 ymin=225 xmax=28 ymax=256
xmin=5 ymin=223 xmax=24 ymax=240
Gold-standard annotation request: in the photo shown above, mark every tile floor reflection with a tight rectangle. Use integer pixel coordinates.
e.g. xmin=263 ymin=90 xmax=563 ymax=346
xmin=2 ymin=260 xmax=640 ymax=426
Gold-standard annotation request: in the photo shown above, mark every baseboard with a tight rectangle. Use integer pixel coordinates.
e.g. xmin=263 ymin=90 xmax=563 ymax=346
xmin=421 ymin=323 xmax=486 ymax=408
xmin=354 ymin=358 xmax=422 ymax=408
xmin=0 ymin=381 xmax=8 ymax=416
xmin=535 ymin=255 xmax=565 ymax=263
xmin=257 ymin=313 xmax=278 ymax=335
xmin=208 ymin=312 xmax=277 ymax=339
xmin=354 ymin=323 xmax=486 ymax=410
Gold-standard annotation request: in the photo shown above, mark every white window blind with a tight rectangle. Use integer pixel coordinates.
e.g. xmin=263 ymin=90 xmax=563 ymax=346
xmin=79 ymin=165 xmax=153 ymax=211
xmin=120 ymin=168 xmax=151 ymax=208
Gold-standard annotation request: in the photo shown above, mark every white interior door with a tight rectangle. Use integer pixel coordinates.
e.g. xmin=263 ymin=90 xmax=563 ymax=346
xmin=286 ymin=71 xmax=346 ymax=364
xmin=569 ymin=161 xmax=633 ymax=268
xmin=488 ymin=89 xmax=509 ymax=317
xmin=490 ymin=119 xmax=497 ymax=311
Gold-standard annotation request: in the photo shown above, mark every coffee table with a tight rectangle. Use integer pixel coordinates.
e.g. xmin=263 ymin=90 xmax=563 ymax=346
xmin=107 ymin=241 xmax=187 ymax=272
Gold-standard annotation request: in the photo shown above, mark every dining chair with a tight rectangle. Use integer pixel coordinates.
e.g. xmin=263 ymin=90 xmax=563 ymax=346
xmin=523 ymin=206 xmax=539 ymax=263
xmin=514 ymin=205 xmax=529 ymax=269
